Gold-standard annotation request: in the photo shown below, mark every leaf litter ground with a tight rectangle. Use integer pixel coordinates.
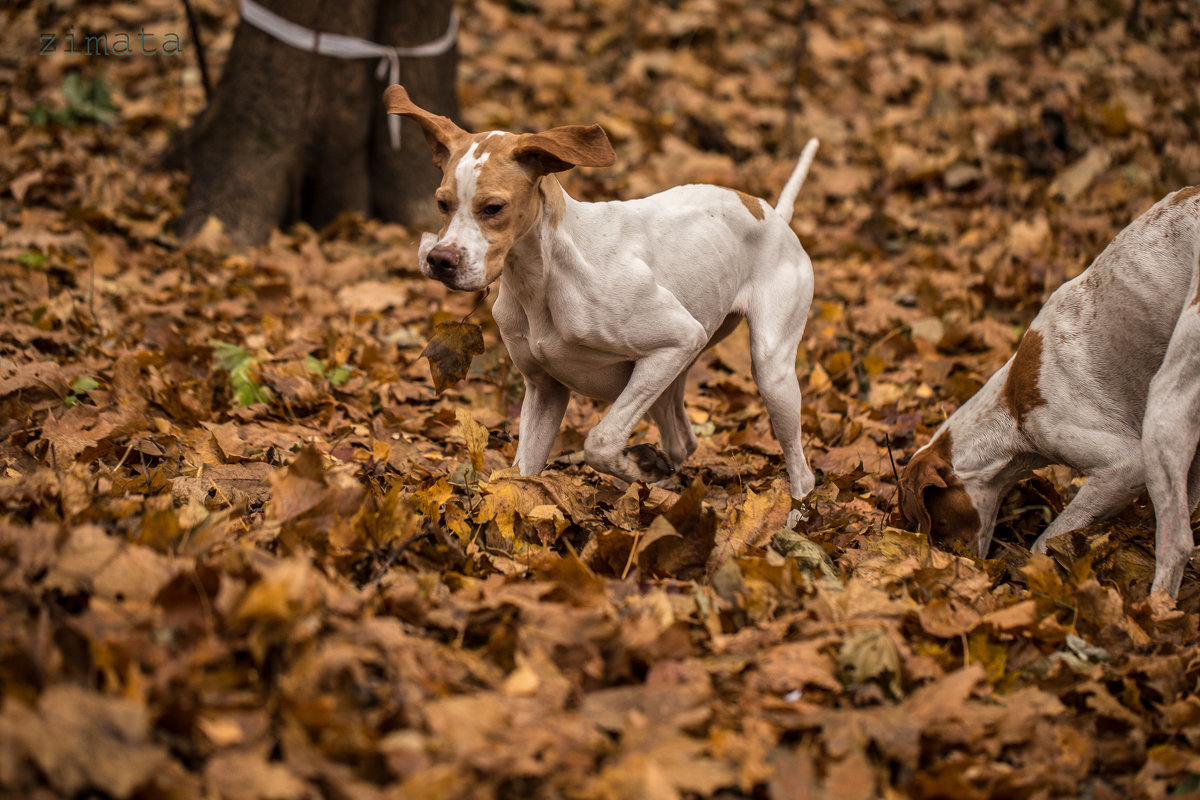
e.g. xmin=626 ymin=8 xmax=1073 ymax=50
xmin=3 ymin=0 xmax=1200 ymax=798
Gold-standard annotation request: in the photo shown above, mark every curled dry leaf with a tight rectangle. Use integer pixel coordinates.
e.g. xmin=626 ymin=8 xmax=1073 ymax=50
xmin=421 ymin=321 xmax=485 ymax=393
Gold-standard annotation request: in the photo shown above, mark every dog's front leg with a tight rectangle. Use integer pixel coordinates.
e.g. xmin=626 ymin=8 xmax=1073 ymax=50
xmin=514 ymin=376 xmax=570 ymax=475
xmin=1142 ymin=312 xmax=1200 ymax=598
xmin=1031 ymin=466 xmax=1143 ymax=553
xmin=585 ymin=331 xmax=706 ymax=486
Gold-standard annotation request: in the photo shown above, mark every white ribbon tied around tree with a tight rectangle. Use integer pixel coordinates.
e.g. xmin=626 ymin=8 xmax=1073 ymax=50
xmin=238 ymin=0 xmax=459 ymax=149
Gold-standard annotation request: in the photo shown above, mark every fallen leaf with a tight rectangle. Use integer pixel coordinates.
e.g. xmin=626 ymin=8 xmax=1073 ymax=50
xmin=421 ymin=321 xmax=484 ymax=393
xmin=0 ymin=685 xmax=170 ymax=798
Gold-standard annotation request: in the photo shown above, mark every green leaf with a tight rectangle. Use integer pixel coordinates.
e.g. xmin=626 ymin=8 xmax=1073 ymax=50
xmin=209 ymin=340 xmax=272 ymax=407
xmin=210 ymin=341 xmax=250 ymax=373
xmin=303 ymin=355 xmax=326 ymax=375
xmin=233 ymin=380 xmax=272 ymax=407
xmin=59 ymin=72 xmax=117 ymax=124
xmin=304 ymin=355 xmax=351 ymax=386
xmin=1174 ymin=775 xmax=1200 ymax=795
xmin=63 ymin=376 xmax=100 ymax=408
xmin=17 ymin=251 xmax=48 ymax=270
xmin=328 ymin=366 xmax=352 ymax=387
xmin=60 ymin=72 xmax=85 ymax=109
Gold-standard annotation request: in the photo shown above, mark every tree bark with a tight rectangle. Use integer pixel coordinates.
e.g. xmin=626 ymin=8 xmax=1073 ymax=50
xmin=171 ymin=0 xmax=458 ymax=246
xmin=370 ymin=0 xmax=460 ymax=232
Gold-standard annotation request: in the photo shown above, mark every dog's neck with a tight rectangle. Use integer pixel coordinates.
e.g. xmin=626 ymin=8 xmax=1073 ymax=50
xmin=948 ymin=367 xmax=1045 ymax=481
xmin=939 ymin=364 xmax=1052 ymax=537
xmin=500 ymin=175 xmax=580 ymax=306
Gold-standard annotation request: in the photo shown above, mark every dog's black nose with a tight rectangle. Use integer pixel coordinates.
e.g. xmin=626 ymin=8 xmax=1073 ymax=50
xmin=427 ymin=245 xmax=462 ymax=277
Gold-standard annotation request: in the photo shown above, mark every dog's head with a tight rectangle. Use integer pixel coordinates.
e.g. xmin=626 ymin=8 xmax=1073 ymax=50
xmin=385 ymin=85 xmax=615 ymax=291
xmin=898 ymin=431 xmax=995 ymax=557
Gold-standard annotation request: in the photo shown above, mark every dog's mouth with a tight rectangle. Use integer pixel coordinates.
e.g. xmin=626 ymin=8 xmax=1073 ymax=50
xmin=427 ymin=262 xmax=492 ymax=292
xmin=417 ymin=234 xmax=495 ymax=292
xmin=434 ymin=273 xmax=485 ymax=292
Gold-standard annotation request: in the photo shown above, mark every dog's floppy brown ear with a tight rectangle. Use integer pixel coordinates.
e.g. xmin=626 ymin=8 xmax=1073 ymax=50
xmin=898 ymin=456 xmax=948 ymax=535
xmin=383 ymin=84 xmax=467 ymax=168
xmin=512 ymin=125 xmax=616 ymax=176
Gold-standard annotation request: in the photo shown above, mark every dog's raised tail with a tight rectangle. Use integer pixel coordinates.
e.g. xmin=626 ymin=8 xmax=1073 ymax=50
xmin=774 ymin=138 xmax=819 ymax=222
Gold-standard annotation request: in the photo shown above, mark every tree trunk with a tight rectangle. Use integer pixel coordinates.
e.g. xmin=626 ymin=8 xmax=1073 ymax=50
xmin=370 ymin=0 xmax=460 ymax=230
xmin=171 ymin=0 xmax=458 ymax=246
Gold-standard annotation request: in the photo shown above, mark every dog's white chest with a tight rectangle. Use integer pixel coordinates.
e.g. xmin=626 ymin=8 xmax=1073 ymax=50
xmin=504 ymin=311 xmax=632 ymax=402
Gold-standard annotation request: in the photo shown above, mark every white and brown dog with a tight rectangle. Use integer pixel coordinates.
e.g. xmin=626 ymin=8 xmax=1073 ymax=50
xmin=384 ymin=85 xmax=819 ymax=515
xmin=899 ymin=186 xmax=1200 ymax=597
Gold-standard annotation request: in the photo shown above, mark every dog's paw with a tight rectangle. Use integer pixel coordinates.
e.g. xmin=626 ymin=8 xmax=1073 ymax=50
xmin=785 ymin=495 xmax=816 ymax=530
xmin=624 ymin=444 xmax=675 ymax=482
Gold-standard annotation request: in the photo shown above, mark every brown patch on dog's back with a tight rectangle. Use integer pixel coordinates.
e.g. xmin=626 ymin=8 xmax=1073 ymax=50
xmin=1168 ymin=184 xmax=1200 ymax=206
xmin=1002 ymin=328 xmax=1047 ymax=427
xmin=732 ymin=189 xmax=766 ymax=221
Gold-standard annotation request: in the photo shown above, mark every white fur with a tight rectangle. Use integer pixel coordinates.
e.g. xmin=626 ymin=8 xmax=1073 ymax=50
xmin=915 ymin=186 xmax=1200 ymax=597
xmin=775 ymin=138 xmax=819 ymax=222
xmin=455 ymin=143 xmax=824 ymax=506
xmin=425 ymin=142 xmax=492 ymax=289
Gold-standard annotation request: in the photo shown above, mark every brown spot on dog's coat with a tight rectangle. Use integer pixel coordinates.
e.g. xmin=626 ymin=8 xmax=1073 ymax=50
xmin=898 ymin=431 xmax=982 ymax=548
xmin=1168 ymin=184 xmax=1200 ymax=206
xmin=732 ymin=189 xmax=766 ymax=221
xmin=1002 ymin=328 xmax=1047 ymax=427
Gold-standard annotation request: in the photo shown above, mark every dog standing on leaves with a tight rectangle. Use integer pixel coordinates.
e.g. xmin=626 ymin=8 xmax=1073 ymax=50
xmin=385 ymin=85 xmax=819 ymax=520
xmin=899 ymin=186 xmax=1200 ymax=598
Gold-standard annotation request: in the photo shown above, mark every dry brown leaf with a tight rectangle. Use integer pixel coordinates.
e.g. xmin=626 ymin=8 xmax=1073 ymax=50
xmin=421 ymin=321 xmax=485 ymax=393
xmin=0 ymin=685 xmax=170 ymax=798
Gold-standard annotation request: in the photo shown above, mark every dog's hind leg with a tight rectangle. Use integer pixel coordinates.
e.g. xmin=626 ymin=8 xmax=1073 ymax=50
xmin=1188 ymin=446 xmax=1200 ymax=515
xmin=1143 ymin=305 xmax=1200 ymax=598
xmin=583 ymin=298 xmax=709 ymax=486
xmin=648 ymin=371 xmax=697 ymax=469
xmin=746 ymin=256 xmax=816 ymax=507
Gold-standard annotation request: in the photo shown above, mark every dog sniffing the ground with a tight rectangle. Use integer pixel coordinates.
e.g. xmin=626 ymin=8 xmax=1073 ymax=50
xmin=385 ymin=85 xmax=819 ymax=518
xmin=899 ymin=186 xmax=1200 ymax=597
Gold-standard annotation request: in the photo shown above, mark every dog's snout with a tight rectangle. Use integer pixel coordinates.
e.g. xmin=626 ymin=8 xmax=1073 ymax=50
xmin=426 ymin=245 xmax=462 ymax=277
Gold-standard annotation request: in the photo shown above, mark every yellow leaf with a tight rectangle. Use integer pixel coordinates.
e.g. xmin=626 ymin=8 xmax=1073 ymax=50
xmin=527 ymin=503 xmax=569 ymax=541
xmin=455 ymin=407 xmax=489 ymax=473
xmin=861 ymin=354 xmax=887 ymax=377
xmin=867 ymin=380 xmax=905 ymax=407
xmin=816 ymin=301 xmax=844 ymax=322
xmin=823 ymin=350 xmax=852 ymax=376
xmin=808 ymin=361 xmax=831 ymax=392
xmin=837 ymin=629 xmax=903 ymax=698
xmin=414 ymin=476 xmax=454 ymax=519
xmin=709 ymin=488 xmax=787 ymax=568
xmin=967 ymin=628 xmax=1007 ymax=686
xmin=475 ymin=482 xmax=521 ymax=545
xmin=371 ymin=483 xmax=423 ymax=549
xmin=443 ymin=501 xmax=474 ymax=541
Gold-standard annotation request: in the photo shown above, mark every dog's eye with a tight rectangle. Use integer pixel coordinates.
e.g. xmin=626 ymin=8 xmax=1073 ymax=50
xmin=436 ymin=198 xmax=451 ymax=215
xmin=481 ymin=202 xmax=506 ymax=218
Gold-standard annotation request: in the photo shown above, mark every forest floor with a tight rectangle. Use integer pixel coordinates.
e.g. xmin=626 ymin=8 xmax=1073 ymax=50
xmin=3 ymin=0 xmax=1200 ymax=797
